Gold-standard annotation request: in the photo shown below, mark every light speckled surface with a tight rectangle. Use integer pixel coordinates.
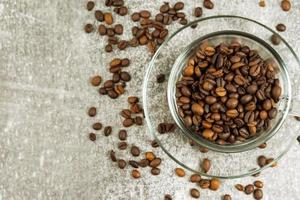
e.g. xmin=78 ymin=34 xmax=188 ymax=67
xmin=0 ymin=0 xmax=300 ymax=199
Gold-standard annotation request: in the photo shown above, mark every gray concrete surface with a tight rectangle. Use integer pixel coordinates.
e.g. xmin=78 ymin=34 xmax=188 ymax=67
xmin=0 ymin=0 xmax=300 ymax=199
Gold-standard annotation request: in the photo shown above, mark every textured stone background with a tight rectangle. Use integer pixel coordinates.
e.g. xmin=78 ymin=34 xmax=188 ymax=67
xmin=1 ymin=0 xmax=300 ymax=199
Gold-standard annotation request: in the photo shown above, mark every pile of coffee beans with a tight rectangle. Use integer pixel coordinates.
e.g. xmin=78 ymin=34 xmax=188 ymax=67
xmin=175 ymin=41 xmax=282 ymax=144
xmin=235 ymin=180 xmax=264 ymax=200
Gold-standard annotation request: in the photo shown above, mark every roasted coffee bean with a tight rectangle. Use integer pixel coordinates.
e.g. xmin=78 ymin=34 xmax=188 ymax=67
xmin=104 ymin=13 xmax=113 ymax=25
xmin=151 ymin=167 xmax=161 ymax=175
xmin=245 ymin=184 xmax=254 ymax=194
xmin=118 ymin=141 xmax=128 ymax=150
xmin=131 ymin=146 xmax=140 ymax=157
xmin=105 ymin=44 xmax=113 ymax=52
xmin=84 ymin=24 xmax=94 ymax=33
xmin=104 ymin=126 xmax=112 ymax=136
xmin=281 ymin=0 xmax=291 ymax=11
xmin=223 ymin=194 xmax=232 ymax=200
xmin=131 ymin=169 xmax=141 ymax=179
xmin=254 ymin=180 xmax=264 ymax=188
xmin=257 ymin=155 xmax=267 ymax=167
xmin=156 ymin=74 xmax=166 ymax=83
xmin=131 ymin=12 xmax=140 ymax=22
xmin=139 ymin=159 xmax=149 ymax=167
xmin=297 ymin=135 xmax=300 ymax=144
xmin=117 ymin=159 xmax=126 ymax=169
xmin=118 ymin=40 xmax=128 ymax=50
xmin=190 ymin=174 xmax=201 ymax=183
xmin=95 ymin=10 xmax=104 ymax=22
xmin=190 ymin=188 xmax=200 ymax=198
xmin=123 ymin=118 xmax=134 ymax=127
xmin=129 ymin=160 xmax=139 ymax=168
xmin=276 ymin=23 xmax=286 ymax=32
xmin=120 ymin=71 xmax=131 ymax=81
xmin=109 ymin=150 xmax=117 ymax=162
xmin=174 ymin=2 xmax=184 ymax=10
xmin=88 ymin=107 xmax=97 ymax=117
xmin=98 ymin=25 xmax=107 ymax=35
xmin=194 ymin=7 xmax=203 ymax=17
xmin=106 ymin=28 xmax=115 ymax=36
xmin=90 ymin=75 xmax=102 ymax=86
xmin=271 ymin=34 xmax=281 ymax=45
xmin=140 ymin=10 xmax=151 ymax=18
xmin=199 ymin=179 xmax=210 ymax=189
xmin=92 ymin=122 xmax=102 ymax=130
xmin=128 ymin=96 xmax=139 ymax=104
xmin=105 ymin=0 xmax=113 ymax=6
xmin=151 ymin=140 xmax=159 ymax=148
xmin=160 ymin=2 xmax=170 ymax=13
xmin=235 ymin=184 xmax=244 ymax=191
xmin=118 ymin=129 xmax=127 ymax=140
xmin=121 ymin=109 xmax=131 ymax=118
xmin=268 ymin=108 xmax=277 ymax=119
xmin=259 ymin=0 xmax=266 ymax=7
xmin=164 ymin=194 xmax=172 ymax=200
xmin=108 ymin=90 xmax=118 ymax=99
xmin=179 ymin=18 xmax=188 ymax=25
xmin=89 ymin=133 xmax=96 ymax=141
xmin=175 ymin=168 xmax=185 ymax=177
xmin=145 ymin=152 xmax=155 ymax=161
xmin=87 ymin=1 xmax=95 ymax=11
xmin=253 ymin=188 xmax=263 ymax=199
xmin=116 ymin=6 xmax=128 ymax=16
xmin=135 ymin=116 xmax=143 ymax=125
xmin=149 ymin=158 xmax=161 ymax=168
xmin=114 ymin=24 xmax=123 ymax=35
xmin=203 ymin=0 xmax=214 ymax=9
xmin=202 ymin=158 xmax=211 ymax=173
xmin=258 ymin=142 xmax=267 ymax=148
xmin=99 ymin=87 xmax=107 ymax=95
xmin=210 ymin=178 xmax=221 ymax=191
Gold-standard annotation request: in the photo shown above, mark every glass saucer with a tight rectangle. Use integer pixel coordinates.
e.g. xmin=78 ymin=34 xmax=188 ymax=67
xmin=142 ymin=16 xmax=300 ymax=178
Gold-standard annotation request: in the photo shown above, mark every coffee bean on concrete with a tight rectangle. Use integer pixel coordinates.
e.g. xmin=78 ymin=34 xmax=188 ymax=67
xmin=276 ymin=23 xmax=286 ymax=32
xmin=190 ymin=188 xmax=200 ymax=198
xmin=175 ymin=168 xmax=185 ymax=177
xmin=203 ymin=0 xmax=214 ymax=9
xmin=93 ymin=122 xmax=102 ymax=130
xmin=86 ymin=1 xmax=95 ymax=11
xmin=110 ymin=150 xmax=117 ymax=162
xmin=194 ymin=7 xmax=203 ymax=17
xmin=281 ymin=0 xmax=291 ymax=11
xmin=89 ymin=133 xmax=96 ymax=141
xmin=88 ymin=107 xmax=97 ymax=117
xmin=253 ymin=188 xmax=263 ymax=199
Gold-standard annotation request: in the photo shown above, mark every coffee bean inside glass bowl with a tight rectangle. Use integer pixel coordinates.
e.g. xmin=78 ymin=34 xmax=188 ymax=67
xmin=175 ymin=41 xmax=282 ymax=145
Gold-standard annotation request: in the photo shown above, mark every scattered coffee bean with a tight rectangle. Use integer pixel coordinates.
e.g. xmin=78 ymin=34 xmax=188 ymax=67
xmin=118 ymin=129 xmax=127 ymax=140
xmin=95 ymin=10 xmax=104 ymax=21
xmin=151 ymin=139 xmax=159 ymax=148
xmin=135 ymin=116 xmax=143 ymax=125
xmin=104 ymin=13 xmax=113 ymax=25
xmin=105 ymin=0 xmax=113 ymax=7
xmin=179 ymin=18 xmax=188 ymax=25
xmin=131 ymin=146 xmax=140 ymax=157
xmin=104 ymin=126 xmax=112 ymax=136
xmin=109 ymin=150 xmax=117 ymax=162
xmin=259 ymin=0 xmax=266 ymax=7
xmin=174 ymin=2 xmax=184 ymax=10
xmin=175 ymin=168 xmax=185 ymax=177
xmin=223 ymin=194 xmax=232 ymax=200
xmin=157 ymin=123 xmax=176 ymax=134
xmin=164 ymin=194 xmax=172 ymax=200
xmin=276 ymin=23 xmax=286 ymax=32
xmin=156 ymin=74 xmax=166 ymax=83
xmin=140 ymin=10 xmax=151 ymax=18
xmin=253 ymin=188 xmax=263 ymax=200
xmin=128 ymin=96 xmax=139 ymax=104
xmin=131 ymin=12 xmax=140 ymax=21
xmin=209 ymin=178 xmax=221 ymax=191
xmin=258 ymin=142 xmax=267 ymax=149
xmin=203 ymin=0 xmax=214 ymax=9
xmin=266 ymin=158 xmax=277 ymax=167
xmin=271 ymin=34 xmax=281 ymax=45
xmin=190 ymin=174 xmax=201 ymax=183
xmin=149 ymin=158 xmax=161 ymax=168
xmin=123 ymin=118 xmax=134 ymax=127
xmin=202 ymin=158 xmax=211 ymax=173
xmin=297 ymin=135 xmax=300 ymax=144
xmin=295 ymin=116 xmax=300 ymax=121
xmin=88 ymin=107 xmax=97 ymax=117
xmin=281 ymin=0 xmax=291 ymax=11
xmin=129 ymin=160 xmax=139 ymax=168
xmin=118 ymin=141 xmax=128 ymax=150
xmin=194 ymin=7 xmax=203 ymax=17
xmin=235 ymin=184 xmax=244 ymax=191
xmin=86 ymin=1 xmax=95 ymax=11
xmin=139 ymin=159 xmax=149 ymax=167
xmin=84 ymin=24 xmax=94 ymax=33
xmin=190 ymin=188 xmax=200 ymax=198
xmin=145 ymin=152 xmax=155 ymax=161
xmin=92 ymin=122 xmax=102 ymax=130
xmin=117 ymin=159 xmax=126 ymax=169
xmin=257 ymin=155 xmax=267 ymax=167
xmin=114 ymin=24 xmax=123 ymax=35
xmin=105 ymin=44 xmax=113 ymax=52
xmin=160 ymin=3 xmax=170 ymax=13
xmin=89 ymin=133 xmax=96 ymax=141
xmin=199 ymin=179 xmax=210 ymax=189
xmin=199 ymin=146 xmax=209 ymax=153
xmin=151 ymin=167 xmax=161 ymax=175
xmin=98 ymin=25 xmax=107 ymax=35
xmin=131 ymin=169 xmax=141 ymax=179
xmin=90 ymin=75 xmax=102 ymax=86
xmin=244 ymin=184 xmax=255 ymax=194
xmin=116 ymin=6 xmax=128 ymax=16
xmin=121 ymin=109 xmax=132 ymax=118
xmin=254 ymin=180 xmax=264 ymax=188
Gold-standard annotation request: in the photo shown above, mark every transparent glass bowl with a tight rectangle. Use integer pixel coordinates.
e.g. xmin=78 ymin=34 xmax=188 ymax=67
xmin=143 ymin=15 xmax=300 ymax=178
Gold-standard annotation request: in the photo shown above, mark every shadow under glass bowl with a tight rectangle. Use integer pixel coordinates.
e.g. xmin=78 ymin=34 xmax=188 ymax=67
xmin=143 ymin=15 xmax=300 ymax=178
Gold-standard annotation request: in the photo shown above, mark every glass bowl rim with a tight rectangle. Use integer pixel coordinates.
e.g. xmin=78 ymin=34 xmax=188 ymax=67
xmin=142 ymin=15 xmax=300 ymax=179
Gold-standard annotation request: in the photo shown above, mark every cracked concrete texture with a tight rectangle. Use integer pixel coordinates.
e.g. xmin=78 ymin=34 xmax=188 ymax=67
xmin=0 ymin=0 xmax=300 ymax=199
